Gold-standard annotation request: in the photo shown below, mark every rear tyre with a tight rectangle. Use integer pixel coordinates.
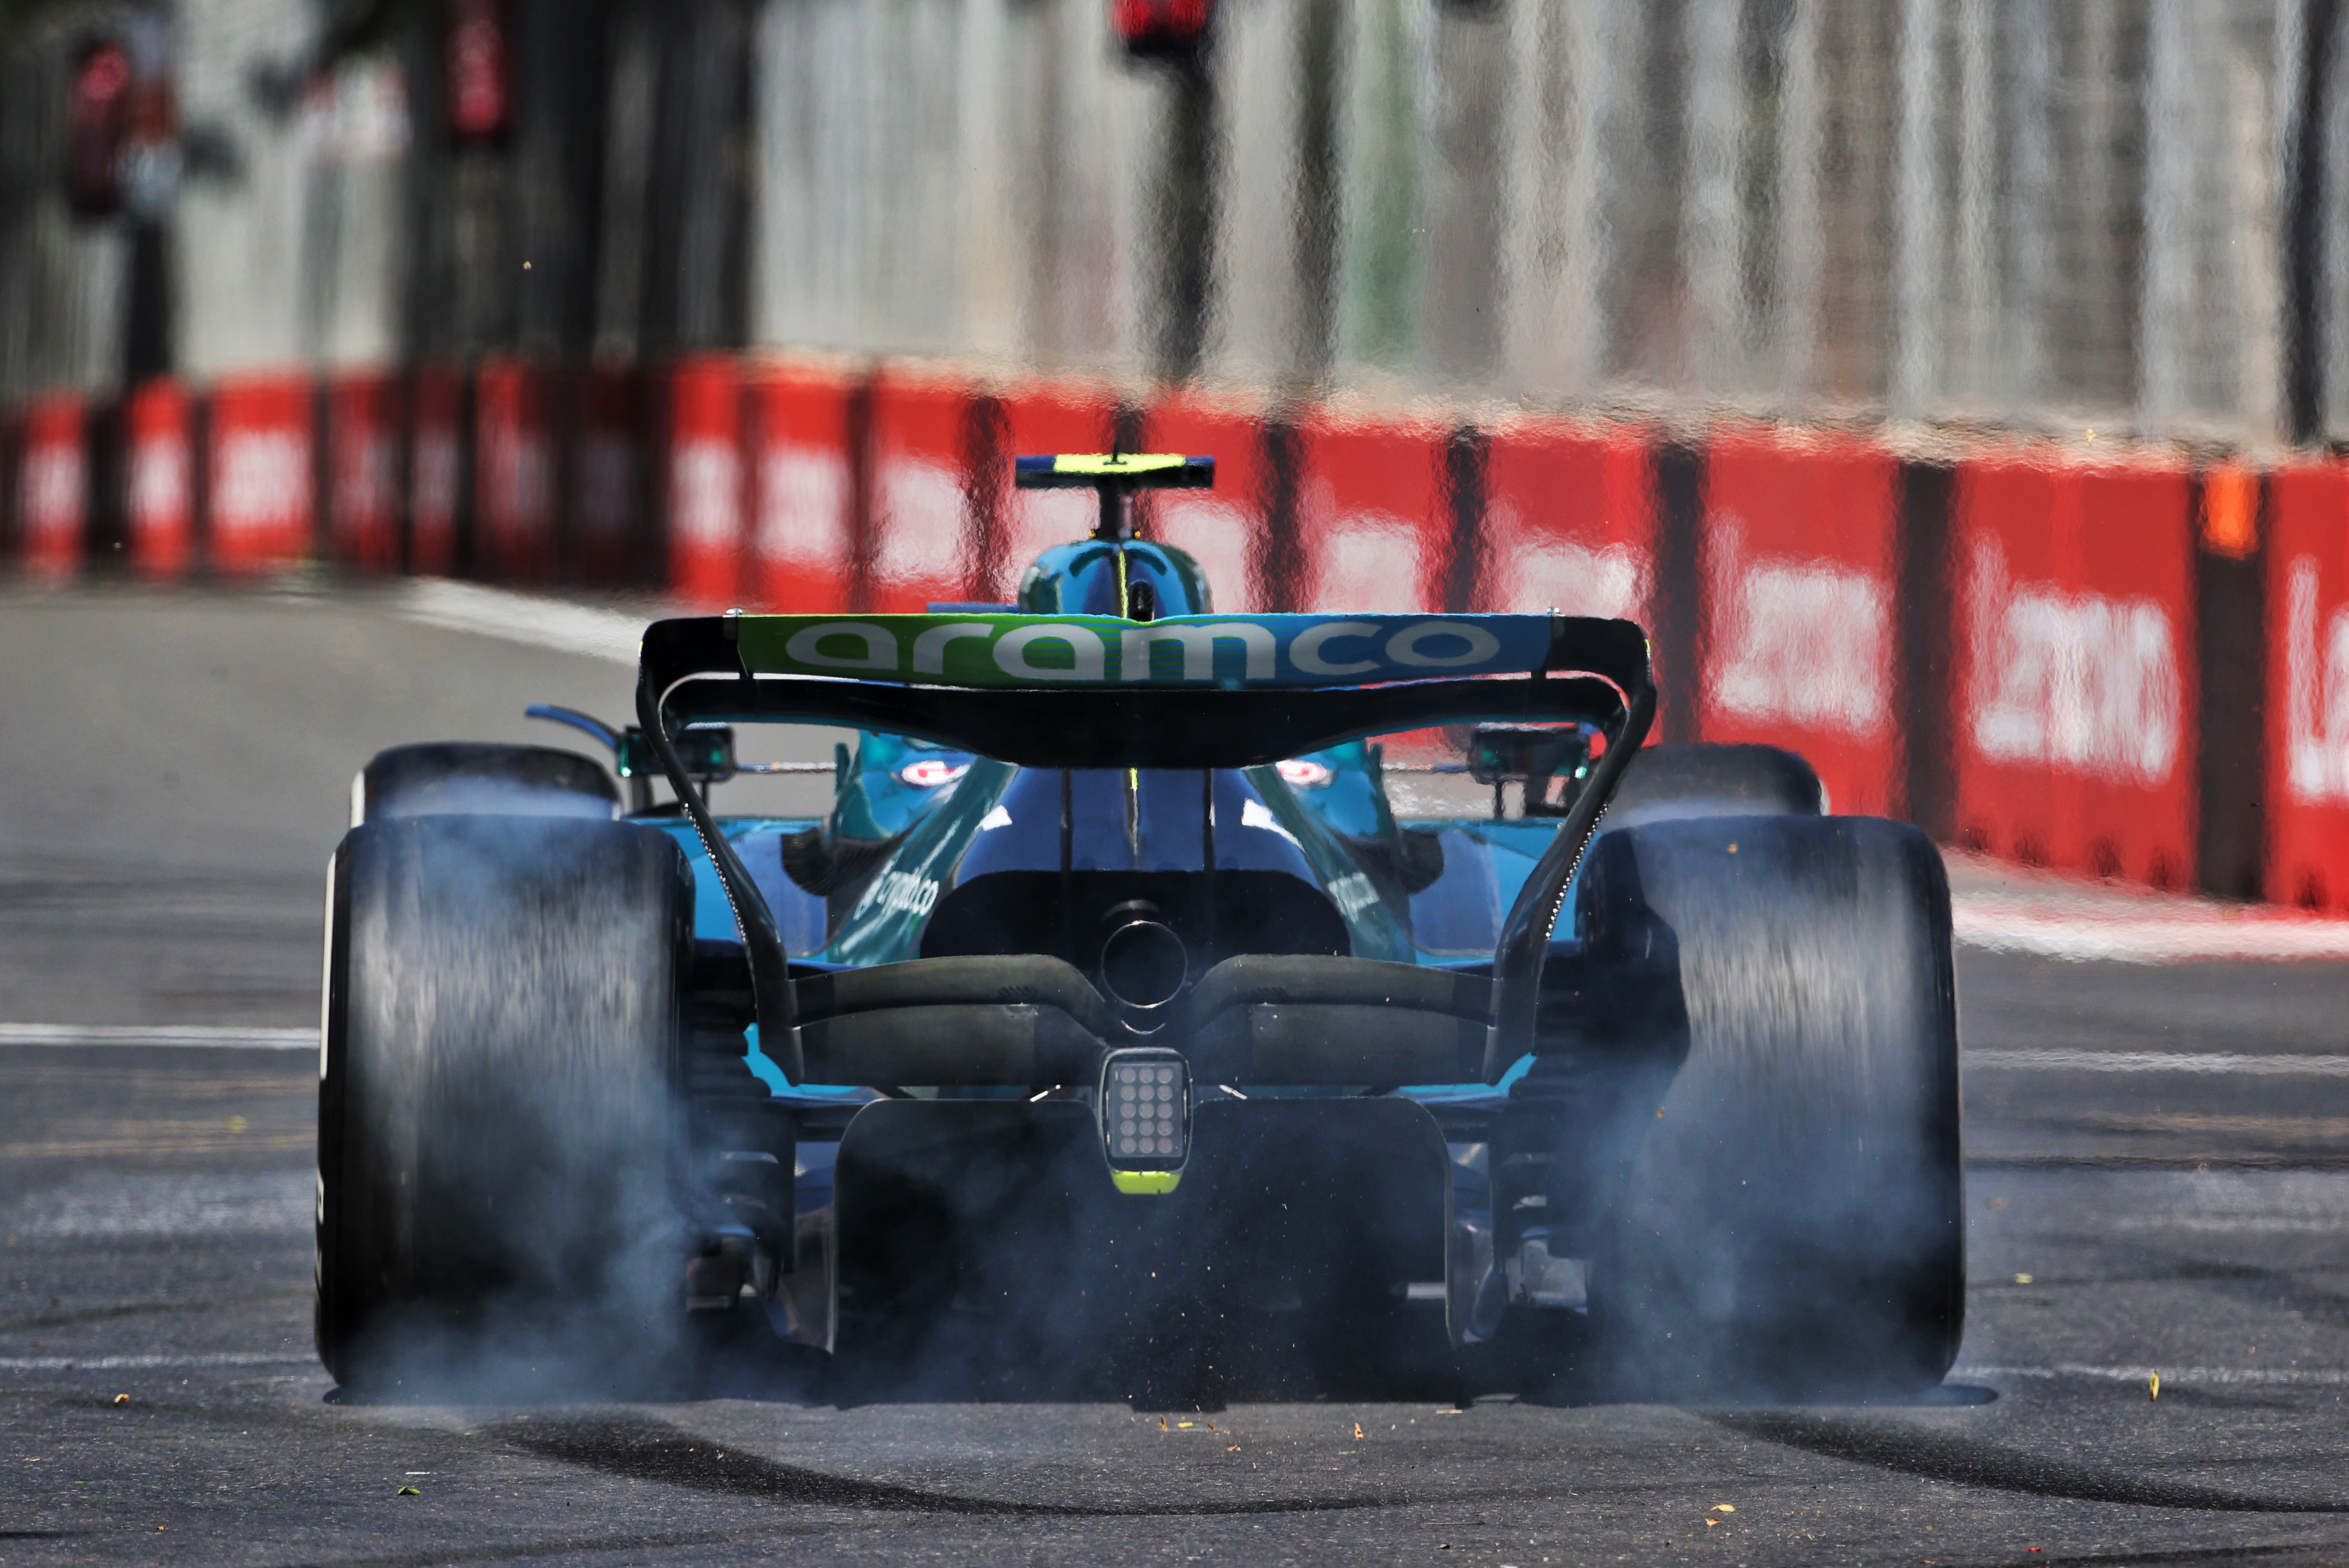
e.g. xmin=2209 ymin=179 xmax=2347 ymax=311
xmin=1605 ymin=742 xmax=1825 ymax=827
xmin=1577 ymin=814 xmax=1963 ymax=1400
xmin=353 ymin=742 xmax=619 ymax=825
xmin=315 ymin=815 xmax=695 ymax=1389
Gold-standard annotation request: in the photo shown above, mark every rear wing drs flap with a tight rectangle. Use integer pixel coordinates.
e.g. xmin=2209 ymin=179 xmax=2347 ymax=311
xmin=634 ymin=611 xmax=1656 ymax=1085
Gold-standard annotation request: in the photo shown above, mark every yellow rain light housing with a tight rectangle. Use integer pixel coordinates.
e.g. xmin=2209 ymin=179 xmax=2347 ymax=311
xmin=1014 ymin=453 xmax=1215 ymax=487
xmin=1014 ymin=453 xmax=1215 ymax=542
xmin=1100 ymin=1046 xmax=1191 ymax=1192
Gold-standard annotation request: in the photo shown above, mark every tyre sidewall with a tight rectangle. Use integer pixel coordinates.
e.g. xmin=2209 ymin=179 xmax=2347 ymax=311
xmin=1582 ymin=814 xmax=1963 ymax=1399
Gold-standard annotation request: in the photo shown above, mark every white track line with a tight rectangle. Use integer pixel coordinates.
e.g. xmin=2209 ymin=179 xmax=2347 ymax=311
xmin=2106 ymin=1216 xmax=2349 ymax=1234
xmin=0 ymin=1352 xmax=313 ymax=1372
xmin=1956 ymin=1364 xmax=2349 ymax=1387
xmin=1965 ymin=1049 xmax=2349 ymax=1076
xmin=0 ymin=1023 xmax=314 ymax=1050
xmin=1952 ymin=904 xmax=2349 ymax=964
xmin=397 ymin=578 xmax=650 ymax=666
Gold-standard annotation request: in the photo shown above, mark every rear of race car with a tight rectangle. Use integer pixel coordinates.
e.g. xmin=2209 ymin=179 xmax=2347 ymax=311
xmin=627 ymin=602 xmax=1666 ymax=1384
xmin=315 ymin=455 xmax=1961 ymax=1401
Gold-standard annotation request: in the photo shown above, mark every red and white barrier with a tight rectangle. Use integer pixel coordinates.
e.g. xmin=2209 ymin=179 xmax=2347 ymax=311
xmin=863 ymin=367 xmax=970 ymax=612
xmin=1482 ymin=416 xmax=1654 ymax=623
xmin=1296 ymin=410 xmax=1450 ymax=613
xmin=747 ymin=361 xmax=855 ymax=613
xmin=207 ymin=376 xmax=314 ymax=573
xmin=1695 ymin=426 xmax=1903 ymax=817
xmin=2266 ymin=462 xmax=2349 ymax=908
xmin=1137 ymin=391 xmax=1269 ymax=611
xmin=18 ymin=393 xmax=86 ymax=578
xmin=576 ymin=366 xmax=640 ymax=585
xmin=408 ymin=364 xmax=463 ymax=575
xmin=1952 ymin=448 xmax=2195 ymax=888
xmin=28 ymin=348 xmax=2349 ymax=917
xmin=125 ymin=380 xmax=193 ymax=579
xmin=326 ymin=373 xmax=400 ymax=571
xmin=474 ymin=358 xmax=555 ymax=582
xmin=665 ymin=355 xmax=745 ymax=607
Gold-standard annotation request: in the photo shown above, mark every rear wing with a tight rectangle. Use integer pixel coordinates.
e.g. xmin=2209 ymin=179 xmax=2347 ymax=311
xmin=635 ymin=611 xmax=1656 ymax=1083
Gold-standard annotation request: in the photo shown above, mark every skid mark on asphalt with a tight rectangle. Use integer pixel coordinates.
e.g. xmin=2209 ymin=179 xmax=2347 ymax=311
xmin=248 ymin=1528 xmax=814 ymax=1567
xmin=2111 ymin=1247 xmax=2349 ymax=1336
xmin=0 ymin=1289 xmax=304 ymax=1335
xmin=487 ymin=1413 xmax=1397 ymax=1517
xmin=1967 ymin=1050 xmax=2349 ymax=1077
xmin=1710 ymin=1411 xmax=2349 ymax=1512
xmin=1969 ymin=1153 xmax=2349 ymax=1170
xmin=0 ymin=1351 xmax=313 ymax=1371
xmin=2009 ymin=1111 xmax=2349 ymax=1147
xmin=1 ymin=1129 xmax=315 ymax=1160
xmin=1944 ymin=1544 xmax=2349 ymax=1568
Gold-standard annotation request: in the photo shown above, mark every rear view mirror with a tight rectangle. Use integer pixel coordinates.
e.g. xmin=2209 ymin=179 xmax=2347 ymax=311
xmin=1466 ymin=724 xmax=1592 ymax=819
xmin=616 ymin=725 xmax=737 ymax=783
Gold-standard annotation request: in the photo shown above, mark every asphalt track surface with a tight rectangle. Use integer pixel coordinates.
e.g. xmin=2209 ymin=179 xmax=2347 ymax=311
xmin=6 ymin=580 xmax=2349 ymax=1567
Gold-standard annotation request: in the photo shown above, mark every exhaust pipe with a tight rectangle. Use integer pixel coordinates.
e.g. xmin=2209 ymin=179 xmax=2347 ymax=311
xmin=1097 ymin=912 xmax=1188 ymax=1013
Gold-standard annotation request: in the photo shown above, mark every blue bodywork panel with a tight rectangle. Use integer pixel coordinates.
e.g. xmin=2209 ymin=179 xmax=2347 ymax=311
xmin=649 ymin=733 xmax=1586 ymax=1105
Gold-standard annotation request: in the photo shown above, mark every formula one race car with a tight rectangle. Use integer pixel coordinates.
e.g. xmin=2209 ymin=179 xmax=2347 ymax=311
xmin=316 ymin=454 xmax=1963 ymax=1402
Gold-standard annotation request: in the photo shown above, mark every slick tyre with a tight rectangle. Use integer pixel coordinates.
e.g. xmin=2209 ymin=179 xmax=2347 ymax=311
xmin=353 ymin=743 xmax=620 ymax=825
xmin=1578 ymin=814 xmax=1963 ymax=1400
xmin=1604 ymin=742 xmax=1826 ymax=829
xmin=315 ymin=815 xmax=695 ymax=1388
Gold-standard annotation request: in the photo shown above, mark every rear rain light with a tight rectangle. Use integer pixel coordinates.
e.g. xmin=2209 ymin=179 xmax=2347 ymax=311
xmin=1099 ymin=1047 xmax=1190 ymax=1170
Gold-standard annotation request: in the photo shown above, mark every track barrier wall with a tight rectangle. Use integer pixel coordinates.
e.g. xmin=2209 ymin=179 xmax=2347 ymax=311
xmin=407 ymin=364 xmax=463 ymax=576
xmin=207 ymin=376 xmax=314 ymax=574
xmin=861 ymin=368 xmax=972 ymax=613
xmin=18 ymin=392 xmax=86 ymax=578
xmin=2196 ymin=463 xmax=2267 ymax=903
xmin=326 ymin=374 xmax=400 ymax=573
xmin=1695 ymin=426 xmax=1903 ymax=819
xmin=0 ymin=405 xmax=16 ymax=565
xmin=1295 ymin=411 xmax=1450 ymax=615
xmin=1480 ymin=416 xmax=1655 ymax=625
xmin=125 ymin=379 xmax=193 ymax=579
xmin=474 ymin=358 xmax=557 ymax=584
xmin=1952 ymin=447 xmax=2197 ymax=888
xmin=746 ymin=360 xmax=855 ymax=613
xmin=576 ymin=366 xmax=643 ymax=587
xmin=664 ymin=355 xmax=746 ymax=608
xmin=2267 ymin=461 xmax=2349 ymax=909
xmin=11 ymin=355 xmax=2349 ymax=907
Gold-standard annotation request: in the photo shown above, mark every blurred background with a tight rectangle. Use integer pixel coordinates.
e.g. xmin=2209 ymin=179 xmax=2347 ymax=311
xmin=10 ymin=0 xmax=2349 ymax=916
xmin=0 ymin=0 xmax=2337 ymax=442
